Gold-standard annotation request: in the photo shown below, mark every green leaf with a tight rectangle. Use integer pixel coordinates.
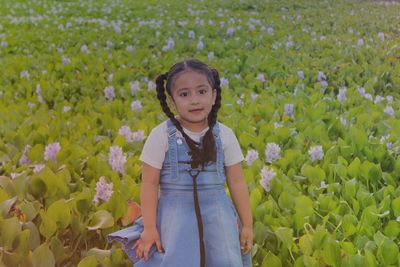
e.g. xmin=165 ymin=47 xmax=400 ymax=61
xmin=322 ymin=238 xmax=341 ymax=267
xmin=378 ymin=239 xmax=398 ymax=265
xmin=85 ymin=247 xmax=111 ymax=262
xmin=88 ymin=210 xmax=114 ymax=230
xmin=77 ymin=256 xmax=98 ymax=267
xmin=0 ymin=196 xmax=17 ymax=217
xmin=32 ymin=243 xmax=55 ymax=267
xmin=250 ymin=187 xmax=262 ymax=212
xmin=278 ymin=191 xmax=294 ymax=210
xmin=262 ymin=251 xmax=282 ymax=267
xmin=0 ymin=216 xmax=21 ymax=250
xmin=384 ymin=220 xmax=400 ymax=238
xmin=275 ymin=227 xmax=293 ymax=250
xmin=39 ymin=210 xmax=57 ymax=240
xmin=299 ymin=234 xmax=313 ymax=256
xmin=295 ymin=195 xmax=314 ymax=217
xmin=347 ymin=157 xmax=360 ymax=178
xmin=391 ymin=197 xmax=400 ymax=217
xmin=47 ymin=199 xmax=71 ymax=229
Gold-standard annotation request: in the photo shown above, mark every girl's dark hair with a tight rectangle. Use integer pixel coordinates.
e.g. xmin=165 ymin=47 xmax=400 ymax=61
xmin=155 ymin=58 xmax=222 ymax=169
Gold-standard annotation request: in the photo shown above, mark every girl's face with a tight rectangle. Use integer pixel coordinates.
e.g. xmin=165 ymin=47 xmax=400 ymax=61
xmin=169 ymin=70 xmax=216 ymax=132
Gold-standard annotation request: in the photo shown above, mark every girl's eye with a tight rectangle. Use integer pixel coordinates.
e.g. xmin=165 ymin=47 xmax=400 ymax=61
xmin=180 ymin=92 xmax=188 ymax=97
xmin=199 ymin=89 xmax=207 ymax=94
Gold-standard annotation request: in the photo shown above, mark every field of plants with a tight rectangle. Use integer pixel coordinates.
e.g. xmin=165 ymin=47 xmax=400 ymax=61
xmin=1 ymin=0 xmax=400 ymax=266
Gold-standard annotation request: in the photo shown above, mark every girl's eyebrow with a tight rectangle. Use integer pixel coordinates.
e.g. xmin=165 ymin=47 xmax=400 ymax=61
xmin=177 ymin=84 xmax=208 ymax=92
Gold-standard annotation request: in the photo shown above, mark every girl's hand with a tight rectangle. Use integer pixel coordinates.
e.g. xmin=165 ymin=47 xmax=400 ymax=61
xmin=240 ymin=225 xmax=253 ymax=255
xmin=132 ymin=227 xmax=164 ymax=261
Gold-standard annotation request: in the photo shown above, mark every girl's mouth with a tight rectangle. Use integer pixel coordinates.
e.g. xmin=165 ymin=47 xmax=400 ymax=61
xmin=190 ymin=109 xmax=203 ymax=112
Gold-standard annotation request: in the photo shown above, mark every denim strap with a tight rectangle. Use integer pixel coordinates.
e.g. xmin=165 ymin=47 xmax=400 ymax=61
xmin=166 ymin=119 xmax=178 ymax=180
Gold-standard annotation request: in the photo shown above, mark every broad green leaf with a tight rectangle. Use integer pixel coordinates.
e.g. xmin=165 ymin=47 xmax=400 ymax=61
xmin=0 ymin=216 xmax=21 ymax=250
xmin=47 ymin=199 xmax=71 ymax=229
xmin=77 ymin=256 xmax=98 ymax=267
xmin=261 ymin=251 xmax=282 ymax=267
xmin=322 ymin=239 xmax=341 ymax=267
xmin=88 ymin=210 xmax=114 ymax=230
xmin=299 ymin=234 xmax=313 ymax=256
xmin=32 ymin=243 xmax=55 ymax=267
xmin=378 ymin=239 xmax=398 ymax=265
xmin=275 ymin=227 xmax=293 ymax=250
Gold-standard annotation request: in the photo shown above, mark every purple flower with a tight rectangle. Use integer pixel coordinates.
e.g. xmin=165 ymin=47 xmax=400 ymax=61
xmin=364 ymin=93 xmax=372 ymax=101
xmin=284 ymin=104 xmax=294 ymax=117
xmin=265 ymin=143 xmax=281 ymax=163
xmin=197 ymin=39 xmax=204 ymax=50
xmin=256 ymin=73 xmax=266 ymax=83
xmin=227 ymin=27 xmax=235 ymax=36
xmin=308 ymin=145 xmax=324 ymax=162
xmin=274 ymin=122 xmax=283 ymax=129
xmin=260 ymin=166 xmax=276 ymax=192
xmin=387 ymin=95 xmax=394 ymax=104
xmin=20 ymin=70 xmax=29 ymax=79
xmin=118 ymin=126 xmax=132 ymax=141
xmin=19 ymin=145 xmax=32 ymax=166
xmin=130 ymin=81 xmax=140 ymax=95
xmin=357 ymin=38 xmax=364 ymax=46
xmin=44 ymin=142 xmax=61 ymax=161
xmin=317 ymin=71 xmax=326 ymax=82
xmin=131 ymin=100 xmax=142 ymax=112
xmin=162 ymin=38 xmax=175 ymax=51
xmin=384 ymin=106 xmax=394 ymax=116
xmin=208 ymin=51 xmax=214 ymax=60
xmin=267 ymin=27 xmax=274 ymax=35
xmin=81 ymin=44 xmax=90 ymax=54
xmin=298 ymin=70 xmax=304 ymax=80
xmin=147 ymin=81 xmax=156 ymax=91
xmin=220 ymin=77 xmax=229 ymax=87
xmin=337 ymin=87 xmax=347 ymax=102
xmin=108 ymin=145 xmax=126 ymax=174
xmin=245 ymin=149 xmax=259 ymax=166
xmin=104 ymin=86 xmax=115 ymax=101
xmin=358 ymin=87 xmax=365 ymax=97
xmin=132 ymin=130 xmax=145 ymax=142
xmin=374 ymin=95 xmax=384 ymax=104
xmin=188 ymin=30 xmax=195 ymax=39
xmin=62 ymin=57 xmax=71 ymax=65
xmin=378 ymin=32 xmax=385 ymax=41
xmin=340 ymin=117 xmax=347 ymax=126
xmin=33 ymin=164 xmax=45 ymax=173
xmin=93 ymin=176 xmax=113 ymax=205
xmin=250 ymin=93 xmax=258 ymax=103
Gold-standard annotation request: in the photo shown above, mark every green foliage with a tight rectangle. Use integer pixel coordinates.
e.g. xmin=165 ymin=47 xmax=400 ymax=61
xmin=0 ymin=0 xmax=400 ymax=266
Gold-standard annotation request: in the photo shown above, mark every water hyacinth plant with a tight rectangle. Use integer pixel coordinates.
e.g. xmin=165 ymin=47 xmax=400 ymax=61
xmin=0 ymin=0 xmax=400 ymax=266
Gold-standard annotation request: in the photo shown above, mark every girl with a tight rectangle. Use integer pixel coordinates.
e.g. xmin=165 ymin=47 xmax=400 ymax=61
xmin=108 ymin=58 xmax=253 ymax=267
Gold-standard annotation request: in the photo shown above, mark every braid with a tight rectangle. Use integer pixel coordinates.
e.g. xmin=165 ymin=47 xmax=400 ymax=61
xmin=156 ymin=72 xmax=175 ymax=118
xmin=200 ymin=68 xmax=222 ymax=167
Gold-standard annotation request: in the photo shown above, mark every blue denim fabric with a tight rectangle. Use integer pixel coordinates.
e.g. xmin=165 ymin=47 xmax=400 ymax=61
xmin=108 ymin=119 xmax=252 ymax=267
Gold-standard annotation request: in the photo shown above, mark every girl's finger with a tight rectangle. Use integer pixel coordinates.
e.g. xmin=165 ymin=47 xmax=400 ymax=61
xmin=132 ymin=240 xmax=139 ymax=249
xmin=155 ymin=239 xmax=164 ymax=252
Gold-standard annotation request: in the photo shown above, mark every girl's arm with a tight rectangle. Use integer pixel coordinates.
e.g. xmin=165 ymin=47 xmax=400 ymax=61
xmin=140 ymin=162 xmax=161 ymax=229
xmin=225 ymin=162 xmax=253 ymax=228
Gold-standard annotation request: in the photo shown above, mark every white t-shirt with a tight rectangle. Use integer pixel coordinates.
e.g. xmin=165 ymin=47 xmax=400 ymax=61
xmin=139 ymin=120 xmax=244 ymax=169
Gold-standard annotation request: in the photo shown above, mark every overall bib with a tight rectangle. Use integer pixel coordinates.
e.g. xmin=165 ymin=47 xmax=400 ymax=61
xmin=108 ymin=119 xmax=252 ymax=267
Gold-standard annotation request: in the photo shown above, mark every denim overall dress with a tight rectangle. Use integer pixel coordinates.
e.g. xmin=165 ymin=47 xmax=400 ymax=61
xmin=108 ymin=119 xmax=252 ymax=267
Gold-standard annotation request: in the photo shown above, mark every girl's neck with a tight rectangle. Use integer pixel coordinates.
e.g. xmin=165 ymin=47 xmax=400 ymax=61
xmin=175 ymin=115 xmax=209 ymax=133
